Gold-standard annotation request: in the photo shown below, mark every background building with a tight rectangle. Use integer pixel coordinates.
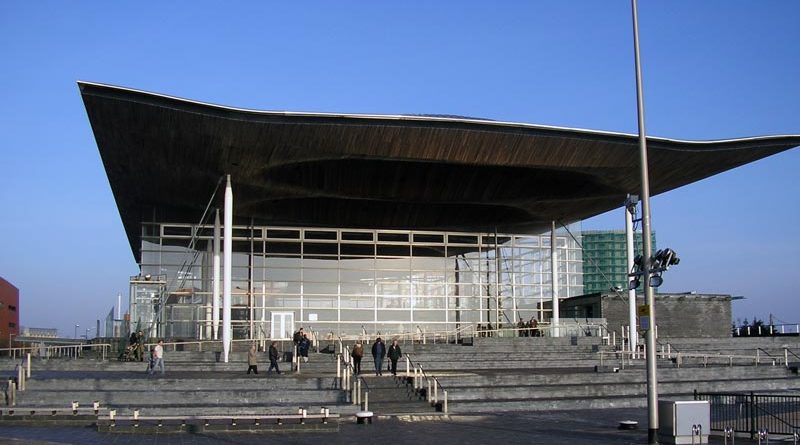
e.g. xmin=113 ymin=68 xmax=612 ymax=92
xmin=558 ymin=292 xmax=733 ymax=338
xmin=0 ymin=277 xmax=20 ymax=349
xmin=581 ymin=230 xmax=657 ymax=294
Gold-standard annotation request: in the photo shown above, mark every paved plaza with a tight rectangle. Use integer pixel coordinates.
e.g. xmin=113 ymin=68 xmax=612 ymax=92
xmin=0 ymin=408 xmax=765 ymax=445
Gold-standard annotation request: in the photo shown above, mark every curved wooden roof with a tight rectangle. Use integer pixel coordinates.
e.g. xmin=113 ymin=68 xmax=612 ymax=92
xmin=78 ymin=81 xmax=800 ymax=261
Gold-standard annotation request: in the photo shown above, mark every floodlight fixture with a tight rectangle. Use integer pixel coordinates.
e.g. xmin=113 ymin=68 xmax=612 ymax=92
xmin=650 ymin=275 xmax=663 ymax=287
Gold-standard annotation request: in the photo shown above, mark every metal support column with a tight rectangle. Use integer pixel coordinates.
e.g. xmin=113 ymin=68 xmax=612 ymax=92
xmin=625 ymin=197 xmax=638 ymax=354
xmin=631 ymin=1 xmax=659 ymax=441
xmin=213 ymin=209 xmax=221 ymax=340
xmin=550 ymin=221 xmax=559 ymax=337
xmin=223 ymin=175 xmax=233 ymax=363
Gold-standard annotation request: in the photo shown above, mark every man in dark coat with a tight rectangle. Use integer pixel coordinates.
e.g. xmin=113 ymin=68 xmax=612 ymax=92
xmin=371 ymin=337 xmax=386 ymax=376
xmin=268 ymin=341 xmax=281 ymax=374
xmin=387 ymin=339 xmax=402 ymax=376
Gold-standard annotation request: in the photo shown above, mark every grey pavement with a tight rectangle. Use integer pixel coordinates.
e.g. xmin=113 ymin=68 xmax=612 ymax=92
xmin=0 ymin=408 xmax=765 ymax=445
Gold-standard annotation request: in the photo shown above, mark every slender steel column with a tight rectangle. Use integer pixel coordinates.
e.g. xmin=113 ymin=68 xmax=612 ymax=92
xmin=631 ymin=1 xmax=659 ymax=442
xmin=223 ymin=175 xmax=233 ymax=363
xmin=550 ymin=221 xmax=559 ymax=337
xmin=625 ymin=199 xmax=637 ymax=354
xmin=213 ymin=209 xmax=221 ymax=340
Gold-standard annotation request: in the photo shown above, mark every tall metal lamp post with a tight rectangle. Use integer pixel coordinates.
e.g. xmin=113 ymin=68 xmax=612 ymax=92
xmin=74 ymin=324 xmax=80 ymax=340
xmin=630 ymin=0 xmax=659 ymax=442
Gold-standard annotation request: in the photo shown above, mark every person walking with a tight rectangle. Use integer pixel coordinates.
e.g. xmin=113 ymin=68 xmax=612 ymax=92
xmin=299 ymin=333 xmax=310 ymax=363
xmin=371 ymin=337 xmax=386 ymax=376
xmin=268 ymin=341 xmax=281 ymax=374
xmin=387 ymin=339 xmax=402 ymax=376
xmin=148 ymin=339 xmax=165 ymax=375
xmin=351 ymin=342 xmax=364 ymax=374
xmin=247 ymin=344 xmax=258 ymax=374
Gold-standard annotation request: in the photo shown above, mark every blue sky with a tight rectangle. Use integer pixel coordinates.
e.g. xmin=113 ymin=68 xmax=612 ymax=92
xmin=0 ymin=1 xmax=798 ymax=336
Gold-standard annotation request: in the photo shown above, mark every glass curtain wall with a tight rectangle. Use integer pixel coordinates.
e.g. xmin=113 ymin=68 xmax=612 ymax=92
xmin=136 ymin=223 xmax=583 ymax=339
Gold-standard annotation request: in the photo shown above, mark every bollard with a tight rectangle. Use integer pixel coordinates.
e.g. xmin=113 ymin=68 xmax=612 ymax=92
xmin=357 ymin=380 xmax=361 ymax=406
xmin=17 ymin=367 xmax=24 ymax=392
xmin=793 ymin=431 xmax=799 ymax=445
xmin=8 ymin=380 xmax=16 ymax=407
xmin=434 ymin=380 xmax=438 ymax=404
xmin=26 ymin=353 xmax=31 ymax=379
xmin=724 ymin=426 xmax=734 ymax=445
xmin=364 ymin=391 xmax=369 ymax=411
xmin=443 ymin=390 xmax=448 ymax=413
xmin=691 ymin=424 xmax=702 ymax=445
xmin=758 ymin=428 xmax=768 ymax=445
xmin=337 ymin=355 xmax=341 ymax=384
xmin=406 ymin=356 xmax=410 ymax=377
xmin=93 ymin=401 xmax=100 ymax=414
xmin=351 ymin=377 xmax=357 ymax=405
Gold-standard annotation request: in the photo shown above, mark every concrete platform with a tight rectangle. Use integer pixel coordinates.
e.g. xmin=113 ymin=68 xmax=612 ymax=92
xmin=0 ymin=408 xmax=771 ymax=444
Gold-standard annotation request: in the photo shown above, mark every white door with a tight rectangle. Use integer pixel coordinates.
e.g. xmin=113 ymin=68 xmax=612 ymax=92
xmin=270 ymin=312 xmax=295 ymax=339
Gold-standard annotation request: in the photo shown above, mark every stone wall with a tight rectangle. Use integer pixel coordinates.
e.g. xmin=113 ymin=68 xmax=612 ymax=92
xmin=600 ymin=292 xmax=732 ymax=338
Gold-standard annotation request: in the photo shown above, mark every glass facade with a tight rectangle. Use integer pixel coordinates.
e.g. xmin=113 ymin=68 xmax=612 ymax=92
xmin=133 ymin=223 xmax=584 ymax=339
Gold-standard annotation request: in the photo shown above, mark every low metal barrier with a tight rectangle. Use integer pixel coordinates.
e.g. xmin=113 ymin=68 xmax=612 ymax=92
xmin=694 ymin=390 xmax=800 ymax=439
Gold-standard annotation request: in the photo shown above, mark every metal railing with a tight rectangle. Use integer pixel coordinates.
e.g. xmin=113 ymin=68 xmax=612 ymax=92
xmin=0 ymin=343 xmax=112 ymax=361
xmin=404 ymin=353 xmax=448 ymax=413
xmin=695 ymin=390 xmax=800 ymax=439
xmin=334 ymin=341 xmax=370 ymax=412
xmin=734 ymin=324 xmax=800 ymax=337
xmin=598 ymin=346 xmax=791 ymax=370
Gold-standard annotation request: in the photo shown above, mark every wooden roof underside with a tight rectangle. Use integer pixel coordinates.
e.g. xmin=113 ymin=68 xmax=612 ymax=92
xmin=78 ymin=82 xmax=800 ymax=262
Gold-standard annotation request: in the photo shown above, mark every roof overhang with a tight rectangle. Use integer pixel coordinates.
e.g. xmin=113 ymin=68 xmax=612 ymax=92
xmin=78 ymin=81 xmax=800 ymax=262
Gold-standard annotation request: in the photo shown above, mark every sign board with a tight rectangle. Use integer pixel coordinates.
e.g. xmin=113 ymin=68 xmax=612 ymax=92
xmin=637 ymin=305 xmax=650 ymax=317
xmin=308 ymin=313 xmax=318 ymax=321
xmin=639 ymin=316 xmax=650 ymax=331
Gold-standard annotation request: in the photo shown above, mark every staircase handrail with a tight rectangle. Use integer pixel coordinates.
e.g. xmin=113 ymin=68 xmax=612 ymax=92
xmin=599 ymin=348 xmax=782 ymax=369
xmin=405 ymin=352 xmax=447 ymax=406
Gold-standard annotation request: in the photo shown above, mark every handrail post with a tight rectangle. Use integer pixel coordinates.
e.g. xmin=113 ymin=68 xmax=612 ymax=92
xmin=26 ymin=353 xmax=31 ymax=379
xmin=351 ymin=376 xmax=357 ymax=405
xmin=337 ymin=354 xmax=342 ymax=385
xmin=434 ymin=379 xmax=439 ymax=404
xmin=406 ymin=356 xmax=410 ymax=377
xmin=364 ymin=391 xmax=369 ymax=412
xmin=356 ymin=379 xmax=361 ymax=406
xmin=427 ymin=379 xmax=432 ymax=404
xmin=8 ymin=380 xmax=15 ymax=406
xmin=785 ymin=348 xmax=789 ymax=368
xmin=443 ymin=390 xmax=448 ymax=413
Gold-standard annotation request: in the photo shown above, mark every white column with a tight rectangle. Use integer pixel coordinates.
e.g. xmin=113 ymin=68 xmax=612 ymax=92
xmin=213 ymin=209 xmax=221 ymax=340
xmin=550 ymin=221 xmax=560 ymax=337
xmin=625 ymin=200 xmax=638 ymax=353
xmin=223 ymin=175 xmax=233 ymax=363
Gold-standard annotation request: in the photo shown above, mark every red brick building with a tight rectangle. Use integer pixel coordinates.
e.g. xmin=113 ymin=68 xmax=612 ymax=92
xmin=0 ymin=277 xmax=20 ymax=349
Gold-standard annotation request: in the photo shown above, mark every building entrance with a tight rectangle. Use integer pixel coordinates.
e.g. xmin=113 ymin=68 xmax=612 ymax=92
xmin=270 ymin=312 xmax=294 ymax=340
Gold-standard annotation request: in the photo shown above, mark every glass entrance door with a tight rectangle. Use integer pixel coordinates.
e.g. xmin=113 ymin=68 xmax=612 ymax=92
xmin=270 ymin=312 xmax=295 ymax=339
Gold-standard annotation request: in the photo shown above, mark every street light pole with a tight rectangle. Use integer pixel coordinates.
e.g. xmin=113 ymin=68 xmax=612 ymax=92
xmin=630 ymin=1 xmax=659 ymax=443
xmin=74 ymin=324 xmax=80 ymax=340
